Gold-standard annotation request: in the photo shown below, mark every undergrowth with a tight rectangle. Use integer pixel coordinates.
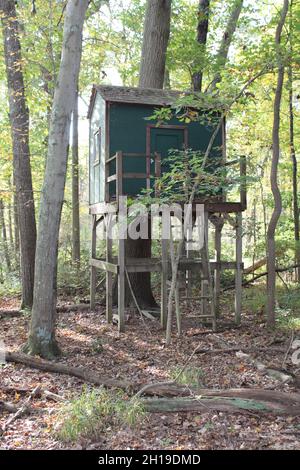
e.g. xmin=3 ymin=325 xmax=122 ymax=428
xmin=55 ymin=386 xmax=146 ymax=443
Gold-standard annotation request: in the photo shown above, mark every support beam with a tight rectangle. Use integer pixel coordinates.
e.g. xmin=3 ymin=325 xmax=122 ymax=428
xmin=235 ymin=212 xmax=243 ymax=325
xmin=161 ymin=238 xmax=168 ymax=329
xmin=106 ymin=214 xmax=113 ymax=323
xmin=214 ymin=218 xmax=224 ymax=317
xmin=90 ymin=215 xmax=97 ymax=310
xmin=118 ymin=203 xmax=126 ymax=333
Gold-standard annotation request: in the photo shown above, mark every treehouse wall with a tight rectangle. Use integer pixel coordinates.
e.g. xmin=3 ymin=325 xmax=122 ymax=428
xmin=89 ymin=93 xmax=106 ymax=204
xmin=89 ymin=91 xmax=224 ymax=204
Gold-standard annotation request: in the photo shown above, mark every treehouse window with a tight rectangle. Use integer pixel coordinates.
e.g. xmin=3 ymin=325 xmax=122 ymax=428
xmin=93 ymin=128 xmax=101 ymax=164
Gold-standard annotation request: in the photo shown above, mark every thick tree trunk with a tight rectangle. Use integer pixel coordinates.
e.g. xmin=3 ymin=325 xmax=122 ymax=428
xmin=266 ymin=0 xmax=289 ymax=328
xmin=13 ymin=186 xmax=20 ymax=269
xmin=122 ymin=0 xmax=171 ymax=311
xmin=0 ymin=0 xmax=37 ymax=308
xmin=0 ymin=199 xmax=11 ymax=271
xmin=139 ymin=0 xmax=171 ymax=89
xmin=72 ymin=86 xmax=81 ymax=263
xmin=209 ymin=0 xmax=243 ymax=92
xmin=192 ymin=0 xmax=210 ymax=91
xmin=24 ymin=0 xmax=89 ymax=358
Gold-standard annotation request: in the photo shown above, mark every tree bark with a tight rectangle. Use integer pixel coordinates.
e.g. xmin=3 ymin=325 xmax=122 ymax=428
xmin=0 ymin=199 xmax=11 ymax=271
xmin=209 ymin=0 xmax=244 ymax=92
xmin=266 ymin=0 xmax=289 ymax=328
xmin=192 ymin=0 xmax=210 ymax=91
xmin=72 ymin=86 xmax=81 ymax=263
xmin=142 ymin=394 xmax=300 ymax=415
xmin=0 ymin=0 xmax=37 ymax=308
xmin=24 ymin=0 xmax=89 ymax=358
xmin=139 ymin=0 xmax=172 ymax=89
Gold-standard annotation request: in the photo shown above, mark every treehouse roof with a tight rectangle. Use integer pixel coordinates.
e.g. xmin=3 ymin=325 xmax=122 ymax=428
xmin=87 ymin=84 xmax=183 ymax=118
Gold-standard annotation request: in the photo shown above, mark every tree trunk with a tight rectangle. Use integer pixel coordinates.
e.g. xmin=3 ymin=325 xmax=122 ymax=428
xmin=192 ymin=0 xmax=210 ymax=91
xmin=209 ymin=0 xmax=244 ymax=92
xmin=121 ymin=0 xmax=171 ymax=311
xmin=266 ymin=0 xmax=289 ymax=328
xmin=0 ymin=0 xmax=37 ymax=308
xmin=139 ymin=0 xmax=171 ymax=89
xmin=24 ymin=0 xmax=89 ymax=358
xmin=0 ymin=199 xmax=11 ymax=271
xmin=72 ymin=86 xmax=81 ymax=263
xmin=288 ymin=2 xmax=300 ymax=282
xmin=13 ymin=185 xmax=20 ymax=269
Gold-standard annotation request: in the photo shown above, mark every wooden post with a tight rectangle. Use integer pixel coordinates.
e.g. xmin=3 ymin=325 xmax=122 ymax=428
xmin=201 ymin=211 xmax=209 ymax=317
xmin=214 ymin=218 xmax=223 ymax=317
xmin=161 ymin=237 xmax=168 ymax=329
xmin=116 ymin=151 xmax=123 ymax=201
xmin=118 ymin=199 xmax=126 ymax=333
xmin=106 ymin=214 xmax=113 ymax=323
xmin=235 ymin=212 xmax=242 ymax=325
xmin=90 ymin=215 xmax=97 ymax=310
xmin=154 ymin=152 xmax=161 ymax=197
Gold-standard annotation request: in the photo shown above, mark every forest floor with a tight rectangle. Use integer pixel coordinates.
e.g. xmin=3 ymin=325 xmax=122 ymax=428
xmin=0 ymin=287 xmax=300 ymax=450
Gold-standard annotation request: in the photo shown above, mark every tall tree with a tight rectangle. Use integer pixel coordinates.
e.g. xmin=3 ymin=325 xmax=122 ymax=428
xmin=266 ymin=0 xmax=289 ymax=328
xmin=72 ymin=85 xmax=80 ymax=263
xmin=288 ymin=0 xmax=300 ymax=282
xmin=24 ymin=0 xmax=89 ymax=358
xmin=192 ymin=0 xmax=210 ymax=91
xmin=139 ymin=0 xmax=171 ymax=89
xmin=209 ymin=0 xmax=244 ymax=92
xmin=123 ymin=0 xmax=172 ymax=310
xmin=0 ymin=0 xmax=37 ymax=308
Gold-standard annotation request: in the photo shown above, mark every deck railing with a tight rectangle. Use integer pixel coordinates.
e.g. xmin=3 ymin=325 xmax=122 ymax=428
xmin=105 ymin=152 xmax=161 ymax=201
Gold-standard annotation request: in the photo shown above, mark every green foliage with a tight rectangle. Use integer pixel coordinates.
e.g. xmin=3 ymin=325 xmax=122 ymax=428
xmin=56 ymin=386 xmax=146 ymax=443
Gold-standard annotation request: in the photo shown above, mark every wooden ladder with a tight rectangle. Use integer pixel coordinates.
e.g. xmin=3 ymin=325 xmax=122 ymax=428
xmin=179 ymin=211 xmax=217 ymax=331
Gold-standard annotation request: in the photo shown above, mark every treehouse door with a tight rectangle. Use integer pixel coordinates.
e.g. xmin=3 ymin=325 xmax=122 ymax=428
xmin=147 ymin=125 xmax=188 ymax=174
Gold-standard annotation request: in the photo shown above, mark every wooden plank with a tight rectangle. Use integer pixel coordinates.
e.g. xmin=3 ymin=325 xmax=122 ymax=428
xmin=116 ymin=151 xmax=123 ymax=199
xmin=106 ymin=215 xmax=113 ymax=323
xmin=161 ymin=238 xmax=168 ymax=329
xmin=90 ymin=216 xmax=97 ymax=310
xmin=118 ymin=235 xmax=125 ymax=333
xmin=107 ymin=174 xmax=117 ymax=183
xmin=214 ymin=219 xmax=224 ymax=317
xmin=235 ymin=212 xmax=243 ymax=325
xmin=105 ymin=154 xmax=117 ymax=164
xmin=89 ymin=202 xmax=117 ymax=215
xmin=90 ymin=258 xmax=118 ymax=274
xmin=122 ymin=172 xmax=148 ymax=179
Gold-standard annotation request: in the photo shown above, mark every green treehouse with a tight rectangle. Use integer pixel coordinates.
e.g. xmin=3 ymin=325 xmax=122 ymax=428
xmin=88 ymin=85 xmax=246 ymax=334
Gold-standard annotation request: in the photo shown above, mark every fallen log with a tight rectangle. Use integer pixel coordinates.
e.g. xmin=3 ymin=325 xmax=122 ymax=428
xmin=0 ymin=304 xmax=101 ymax=319
xmin=244 ymin=258 xmax=267 ymax=275
xmin=195 ymin=346 xmax=285 ymax=355
xmin=142 ymin=392 xmax=300 ymax=415
xmin=0 ymin=309 xmax=22 ymax=319
xmin=5 ymin=351 xmax=132 ymax=391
